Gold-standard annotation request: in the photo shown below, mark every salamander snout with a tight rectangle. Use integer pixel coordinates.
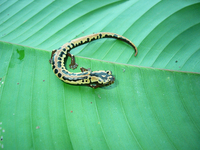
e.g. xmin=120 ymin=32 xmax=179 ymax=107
xmin=90 ymin=70 xmax=115 ymax=87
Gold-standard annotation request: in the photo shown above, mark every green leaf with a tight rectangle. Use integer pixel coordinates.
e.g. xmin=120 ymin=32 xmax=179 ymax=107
xmin=0 ymin=1 xmax=200 ymax=150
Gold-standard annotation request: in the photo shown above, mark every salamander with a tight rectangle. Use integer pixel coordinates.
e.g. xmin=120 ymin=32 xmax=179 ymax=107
xmin=49 ymin=32 xmax=137 ymax=88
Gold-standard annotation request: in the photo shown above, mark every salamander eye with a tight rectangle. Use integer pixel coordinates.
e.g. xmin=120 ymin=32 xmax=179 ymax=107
xmin=106 ymin=70 xmax=112 ymax=75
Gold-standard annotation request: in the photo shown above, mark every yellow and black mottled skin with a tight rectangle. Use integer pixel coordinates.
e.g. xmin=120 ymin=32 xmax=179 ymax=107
xmin=49 ymin=32 xmax=138 ymax=88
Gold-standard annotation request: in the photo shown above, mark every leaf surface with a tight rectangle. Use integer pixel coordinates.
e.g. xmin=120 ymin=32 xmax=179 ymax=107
xmin=0 ymin=1 xmax=200 ymax=150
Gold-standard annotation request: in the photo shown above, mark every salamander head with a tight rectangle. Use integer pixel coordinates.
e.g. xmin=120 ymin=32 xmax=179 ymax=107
xmin=89 ymin=70 xmax=115 ymax=88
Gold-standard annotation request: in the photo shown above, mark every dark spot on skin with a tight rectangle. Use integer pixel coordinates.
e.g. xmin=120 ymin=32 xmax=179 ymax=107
xmin=57 ymin=61 xmax=62 ymax=68
xmin=104 ymin=34 xmax=112 ymax=38
xmin=67 ymin=45 xmax=71 ymax=49
xmin=62 ymin=70 xmax=69 ymax=74
xmin=63 ymin=48 xmax=66 ymax=51
xmin=52 ymin=65 xmax=55 ymax=69
xmin=54 ymin=69 xmax=58 ymax=74
xmin=62 ymin=76 xmax=67 ymax=80
xmin=99 ymin=34 xmax=102 ymax=38
xmin=113 ymin=34 xmax=118 ymax=38
xmin=59 ymin=51 xmax=65 ymax=58
xmin=58 ymin=57 xmax=62 ymax=61
xmin=87 ymin=38 xmax=90 ymax=42
xmin=71 ymin=43 xmax=74 ymax=47
xmin=90 ymin=37 xmax=95 ymax=41
xmin=58 ymin=73 xmax=62 ymax=78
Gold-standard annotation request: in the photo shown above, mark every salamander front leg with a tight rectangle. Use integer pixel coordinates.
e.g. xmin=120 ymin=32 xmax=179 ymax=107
xmin=80 ymin=67 xmax=91 ymax=72
xmin=67 ymin=52 xmax=78 ymax=70
xmin=87 ymin=84 xmax=100 ymax=89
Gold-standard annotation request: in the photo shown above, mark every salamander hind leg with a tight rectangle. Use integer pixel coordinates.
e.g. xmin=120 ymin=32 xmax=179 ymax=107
xmin=67 ymin=52 xmax=78 ymax=70
xmin=49 ymin=50 xmax=57 ymax=64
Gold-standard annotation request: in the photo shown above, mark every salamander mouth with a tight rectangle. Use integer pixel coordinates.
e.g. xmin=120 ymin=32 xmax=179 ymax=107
xmin=107 ymin=80 xmax=115 ymax=86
